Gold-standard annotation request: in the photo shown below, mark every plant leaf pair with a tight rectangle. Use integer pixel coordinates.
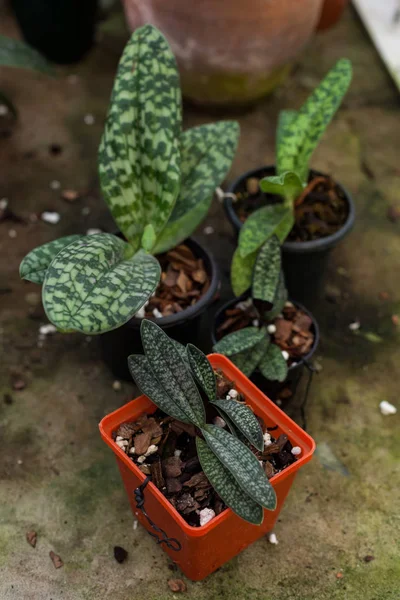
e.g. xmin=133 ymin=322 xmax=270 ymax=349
xmin=259 ymin=171 xmax=303 ymax=205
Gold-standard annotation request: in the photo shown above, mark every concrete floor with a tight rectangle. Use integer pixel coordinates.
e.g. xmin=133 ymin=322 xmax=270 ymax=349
xmin=0 ymin=5 xmax=399 ymax=599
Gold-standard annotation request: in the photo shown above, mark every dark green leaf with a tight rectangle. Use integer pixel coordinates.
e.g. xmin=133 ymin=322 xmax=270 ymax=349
xmin=211 ymin=399 xmax=264 ymax=451
xmin=42 ymin=234 xmax=160 ymax=334
xmin=0 ymin=35 xmax=53 ymax=75
xmin=19 ymin=235 xmax=83 ymax=284
xmin=98 ymin=25 xmax=181 ymax=247
xmin=263 ymin=270 xmax=288 ymax=321
xmin=196 ymin=438 xmax=263 ymax=525
xmin=229 ymin=336 xmax=270 ymax=377
xmin=231 ymin=247 xmax=257 ymax=297
xmin=258 ymin=343 xmax=288 ymax=382
xmin=202 ymin=424 xmax=276 ymax=510
xmin=213 ymin=327 xmax=265 ymax=357
xmin=238 ymin=204 xmax=291 ymax=258
xmin=186 ymin=344 xmax=216 ymax=401
xmin=276 ymin=109 xmax=297 ymax=166
xmin=140 ymin=320 xmax=205 ymax=428
xmin=128 ymin=354 xmax=190 ymax=423
xmin=154 ymin=121 xmax=239 ymax=253
xmin=252 ymin=236 xmax=281 ymax=305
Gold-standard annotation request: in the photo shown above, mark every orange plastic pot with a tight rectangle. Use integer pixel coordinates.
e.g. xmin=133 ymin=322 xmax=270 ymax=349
xmin=99 ymin=354 xmax=315 ymax=581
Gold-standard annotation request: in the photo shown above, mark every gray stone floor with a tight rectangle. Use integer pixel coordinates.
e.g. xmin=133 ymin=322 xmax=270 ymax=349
xmin=0 ymin=5 xmax=399 ymax=599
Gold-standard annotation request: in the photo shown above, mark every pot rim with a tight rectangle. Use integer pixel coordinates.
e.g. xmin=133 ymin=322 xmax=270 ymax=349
xmin=211 ymin=295 xmax=319 ymax=373
xmin=99 ymin=354 xmax=316 ymax=537
xmin=125 ymin=236 xmax=219 ymax=329
xmin=225 ymin=165 xmax=355 ymax=253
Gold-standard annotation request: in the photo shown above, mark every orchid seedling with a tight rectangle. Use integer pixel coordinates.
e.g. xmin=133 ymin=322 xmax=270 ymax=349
xmin=19 ymin=25 xmax=239 ymax=334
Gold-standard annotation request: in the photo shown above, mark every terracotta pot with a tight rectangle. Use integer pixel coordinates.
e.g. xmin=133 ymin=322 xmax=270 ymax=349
xmin=121 ymin=0 xmax=324 ymax=105
xmin=317 ymin=0 xmax=349 ymax=31
xmin=99 ymin=354 xmax=315 ymax=580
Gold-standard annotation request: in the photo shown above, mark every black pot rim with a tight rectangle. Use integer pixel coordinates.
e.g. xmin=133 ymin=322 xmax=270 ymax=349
xmin=211 ymin=295 xmax=320 ymax=374
xmin=225 ymin=165 xmax=355 ymax=254
xmin=125 ymin=236 xmax=219 ymax=330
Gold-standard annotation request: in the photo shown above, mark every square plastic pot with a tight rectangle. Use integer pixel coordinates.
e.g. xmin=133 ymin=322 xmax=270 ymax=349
xmin=99 ymin=354 xmax=315 ymax=581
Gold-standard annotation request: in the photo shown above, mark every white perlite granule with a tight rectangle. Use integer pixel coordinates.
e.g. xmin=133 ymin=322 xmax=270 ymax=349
xmin=379 ymin=401 xmax=397 ymax=416
xmin=199 ymin=508 xmax=215 ymax=527
xmin=268 ymin=532 xmax=278 ymax=545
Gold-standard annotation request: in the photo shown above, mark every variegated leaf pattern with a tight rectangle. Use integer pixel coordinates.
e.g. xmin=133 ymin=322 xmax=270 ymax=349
xmin=19 ymin=234 xmax=83 ymax=284
xmin=213 ymin=327 xmax=265 ymax=357
xmin=196 ymin=438 xmax=264 ymax=525
xmin=259 ymin=172 xmax=303 ymax=204
xmin=98 ymin=25 xmax=182 ymax=247
xmin=42 ymin=234 xmax=160 ymax=334
xmin=231 ymin=247 xmax=257 ymax=297
xmin=258 ymin=342 xmax=288 ymax=382
xmin=278 ymin=58 xmax=352 ymax=182
xmin=186 ymin=344 xmax=217 ymax=401
xmin=238 ymin=204 xmax=290 ymax=258
xmin=0 ymin=34 xmax=53 ymax=75
xmin=211 ymin=399 xmax=264 ymax=451
xmin=202 ymin=424 xmax=277 ymax=510
xmin=154 ymin=121 xmax=239 ymax=253
xmin=230 ymin=336 xmax=270 ymax=378
xmin=252 ymin=236 xmax=281 ymax=305
xmin=128 ymin=354 xmax=191 ymax=423
xmin=140 ymin=320 xmax=206 ymax=428
xmin=276 ymin=109 xmax=297 ymax=172
xmin=263 ymin=270 xmax=288 ymax=321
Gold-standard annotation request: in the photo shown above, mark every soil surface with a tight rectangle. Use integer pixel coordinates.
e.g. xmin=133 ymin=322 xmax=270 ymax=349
xmin=113 ymin=370 xmax=296 ymax=526
xmin=1 ymin=4 xmax=399 ymax=600
xmin=234 ymin=172 xmax=349 ymax=242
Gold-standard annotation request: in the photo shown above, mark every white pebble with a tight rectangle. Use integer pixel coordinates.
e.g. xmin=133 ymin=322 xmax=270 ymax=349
xmin=199 ymin=508 xmax=215 ymax=527
xmin=0 ymin=104 xmax=8 ymax=116
xmin=203 ymin=226 xmax=214 ymax=235
xmin=213 ymin=416 xmax=226 ymax=428
xmin=133 ymin=520 xmax=138 ymax=530
xmin=116 ymin=436 xmax=124 ymax=442
xmin=252 ymin=319 xmax=259 ymax=327
xmin=112 ymin=380 xmax=122 ymax=391
xmin=174 ymin=449 xmax=182 ymax=457
xmin=135 ymin=305 xmax=146 ymax=319
xmin=39 ymin=323 xmax=57 ymax=336
xmin=268 ymin=532 xmax=278 ymax=545
xmin=152 ymin=308 xmax=163 ymax=319
xmin=17 ymin=459 xmax=23 ymax=465
xmin=349 ymin=321 xmax=360 ymax=331
xmin=267 ymin=324 xmax=276 ymax=335
xmin=284 ymin=302 xmax=294 ymax=308
xmin=291 ymin=361 xmax=298 ymax=368
xmin=0 ymin=197 xmax=8 ymax=210
xmin=137 ymin=455 xmax=146 ymax=464
xmin=144 ymin=444 xmax=158 ymax=457
xmin=84 ymin=113 xmax=95 ymax=125
xmin=282 ymin=350 xmax=289 ymax=361
xmin=8 ymin=229 xmax=17 ymax=238
xmin=50 ymin=180 xmax=61 ymax=190
xmin=86 ymin=228 xmax=102 ymax=235
xmin=228 ymin=389 xmax=238 ymax=398
xmin=41 ymin=211 xmax=61 ymax=225
xmin=129 ymin=447 xmax=136 ymax=455
xmin=276 ymin=399 xmax=282 ymax=406
xmin=116 ymin=440 xmax=128 ymax=449
xmin=291 ymin=446 xmax=302 ymax=456
xmin=263 ymin=432 xmax=272 ymax=446
xmin=379 ymin=401 xmax=397 ymax=416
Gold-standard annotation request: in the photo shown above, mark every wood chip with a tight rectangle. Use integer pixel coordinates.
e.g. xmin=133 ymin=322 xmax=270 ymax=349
xmin=166 ymin=478 xmax=183 ymax=494
xmin=49 ymin=551 xmax=63 ymax=569
xmin=116 ymin=422 xmax=137 ymax=440
xmin=264 ymin=461 xmax=275 ymax=479
xmin=274 ymin=318 xmax=293 ymax=343
xmin=168 ymin=579 xmax=187 ymax=593
xmin=134 ymin=431 xmax=152 ymax=456
xmin=176 ymin=270 xmax=190 ymax=293
xmin=176 ymin=493 xmax=200 ymax=515
xmin=26 ymin=530 xmax=37 ymax=547
xmin=170 ymin=421 xmax=196 ymax=437
xmin=151 ymin=459 xmax=165 ymax=490
xmin=183 ymin=472 xmax=210 ymax=490
xmin=192 ymin=268 xmax=207 ymax=284
xmin=163 ymin=456 xmax=184 ymax=478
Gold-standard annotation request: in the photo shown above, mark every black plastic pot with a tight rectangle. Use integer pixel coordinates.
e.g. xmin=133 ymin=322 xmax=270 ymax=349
xmin=11 ymin=0 xmax=98 ymax=64
xmin=224 ymin=166 xmax=355 ymax=308
xmin=101 ymin=237 xmax=219 ymax=381
xmin=211 ymin=296 xmax=319 ymax=410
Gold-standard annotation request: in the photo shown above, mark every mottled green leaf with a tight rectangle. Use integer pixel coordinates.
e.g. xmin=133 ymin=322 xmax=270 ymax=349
xmin=252 ymin=236 xmax=281 ymax=305
xmin=278 ymin=58 xmax=352 ymax=182
xmin=263 ymin=270 xmax=288 ymax=321
xmin=259 ymin=172 xmax=303 ymax=204
xmin=141 ymin=224 xmax=156 ymax=252
xmin=42 ymin=234 xmax=160 ymax=334
xmin=213 ymin=327 xmax=265 ymax=357
xmin=230 ymin=336 xmax=270 ymax=378
xmin=276 ymin=109 xmax=297 ymax=167
xmin=196 ymin=438 xmax=263 ymax=525
xmin=20 ymin=235 xmax=83 ymax=284
xmin=231 ymin=247 xmax=257 ymax=297
xmin=211 ymin=399 xmax=264 ymax=451
xmin=98 ymin=25 xmax=181 ymax=247
xmin=0 ymin=35 xmax=53 ymax=74
xmin=155 ymin=121 xmax=239 ymax=253
xmin=202 ymin=424 xmax=276 ymax=510
xmin=140 ymin=320 xmax=205 ymax=428
xmin=258 ymin=343 xmax=288 ymax=382
xmin=238 ymin=204 xmax=290 ymax=258
xmin=186 ymin=344 xmax=217 ymax=401
xmin=128 ymin=354 xmax=190 ymax=423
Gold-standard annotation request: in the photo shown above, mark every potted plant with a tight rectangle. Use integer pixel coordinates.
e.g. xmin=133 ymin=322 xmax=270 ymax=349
xmin=19 ymin=25 xmax=239 ymax=378
xmin=99 ymin=320 xmax=316 ymax=580
xmin=223 ymin=58 xmax=355 ymax=306
xmin=212 ymin=236 xmax=319 ymax=406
